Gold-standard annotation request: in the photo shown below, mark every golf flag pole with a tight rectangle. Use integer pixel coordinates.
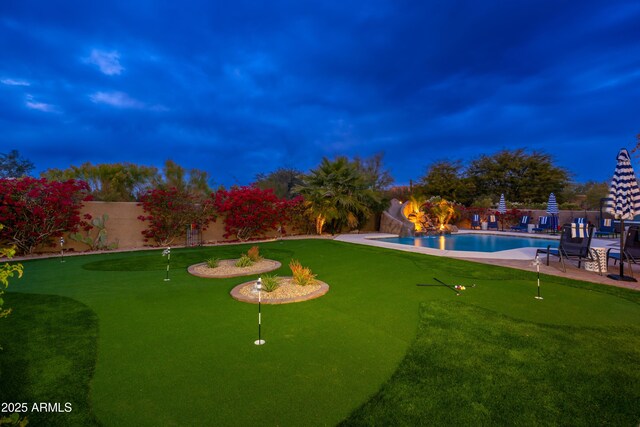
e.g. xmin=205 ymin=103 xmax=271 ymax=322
xmin=255 ymin=278 xmax=265 ymax=345
xmin=60 ymin=237 xmax=65 ymax=263
xmin=162 ymin=247 xmax=171 ymax=281
xmin=534 ymin=254 xmax=543 ymax=300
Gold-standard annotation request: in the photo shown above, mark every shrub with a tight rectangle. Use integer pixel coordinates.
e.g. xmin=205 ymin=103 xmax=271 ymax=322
xmin=260 ymin=274 xmax=279 ymax=293
xmin=0 ymin=177 xmax=91 ymax=255
xmin=213 ymin=186 xmax=294 ymax=241
xmin=289 ymin=259 xmax=317 ymax=286
xmin=206 ymin=257 xmax=220 ymax=268
xmin=247 ymin=246 xmax=262 ymax=262
xmin=235 ymin=255 xmax=254 ymax=268
xmin=138 ymin=187 xmax=216 ymax=246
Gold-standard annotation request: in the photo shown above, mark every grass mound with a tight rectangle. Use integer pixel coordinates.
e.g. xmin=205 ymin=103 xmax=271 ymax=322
xmin=341 ymin=300 xmax=640 ymax=426
xmin=0 ymin=292 xmax=99 ymax=426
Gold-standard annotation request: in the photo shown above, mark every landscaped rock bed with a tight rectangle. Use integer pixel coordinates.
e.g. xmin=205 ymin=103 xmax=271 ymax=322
xmin=230 ymin=277 xmax=330 ymax=304
xmin=187 ymin=259 xmax=281 ymax=278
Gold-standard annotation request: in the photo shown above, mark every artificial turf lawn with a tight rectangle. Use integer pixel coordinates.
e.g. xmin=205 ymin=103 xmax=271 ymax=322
xmin=1 ymin=239 xmax=639 ymax=426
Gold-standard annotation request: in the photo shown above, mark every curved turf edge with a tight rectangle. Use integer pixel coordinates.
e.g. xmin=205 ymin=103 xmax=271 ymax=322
xmin=0 ymin=292 xmax=100 ymax=426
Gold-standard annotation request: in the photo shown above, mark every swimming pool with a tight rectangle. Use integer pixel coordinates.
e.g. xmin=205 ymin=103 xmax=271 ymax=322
xmin=375 ymin=234 xmax=558 ymax=252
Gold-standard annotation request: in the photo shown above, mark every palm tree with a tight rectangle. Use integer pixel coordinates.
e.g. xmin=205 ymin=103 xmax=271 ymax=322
xmin=294 ymin=157 xmax=380 ymax=234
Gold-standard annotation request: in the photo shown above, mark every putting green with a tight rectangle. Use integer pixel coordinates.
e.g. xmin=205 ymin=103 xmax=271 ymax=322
xmin=2 ymin=239 xmax=639 ymax=425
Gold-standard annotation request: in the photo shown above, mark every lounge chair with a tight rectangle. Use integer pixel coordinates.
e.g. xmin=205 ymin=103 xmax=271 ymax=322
xmin=532 ymin=216 xmax=551 ymax=233
xmin=510 ymin=215 xmax=530 ymax=232
xmin=536 ymin=223 xmax=600 ymax=274
xmin=471 ymin=214 xmax=481 ymax=229
xmin=573 ymin=217 xmax=587 ymax=225
xmin=487 ymin=215 xmax=499 ymax=230
xmin=606 ymin=225 xmax=640 ymax=277
xmin=594 ymin=218 xmax=617 ymax=238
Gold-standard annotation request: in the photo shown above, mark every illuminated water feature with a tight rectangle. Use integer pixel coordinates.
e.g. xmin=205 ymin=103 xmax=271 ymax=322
xmin=375 ymin=234 xmax=557 ymax=252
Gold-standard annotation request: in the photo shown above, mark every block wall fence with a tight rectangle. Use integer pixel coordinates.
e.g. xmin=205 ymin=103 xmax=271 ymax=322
xmin=35 ymin=201 xmax=378 ymax=254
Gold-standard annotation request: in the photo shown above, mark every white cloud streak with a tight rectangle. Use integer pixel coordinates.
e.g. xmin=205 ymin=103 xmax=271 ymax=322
xmin=1 ymin=78 xmax=30 ymax=86
xmin=89 ymin=91 xmax=167 ymax=111
xmin=25 ymin=94 xmax=58 ymax=112
xmin=86 ymin=49 xmax=124 ymax=75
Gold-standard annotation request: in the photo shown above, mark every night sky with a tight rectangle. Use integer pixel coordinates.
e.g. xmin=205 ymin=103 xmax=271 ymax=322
xmin=2 ymin=1 xmax=639 ymax=187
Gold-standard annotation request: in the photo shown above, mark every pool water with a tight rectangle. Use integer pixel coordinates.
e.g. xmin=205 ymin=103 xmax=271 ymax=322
xmin=376 ymin=234 xmax=557 ymax=252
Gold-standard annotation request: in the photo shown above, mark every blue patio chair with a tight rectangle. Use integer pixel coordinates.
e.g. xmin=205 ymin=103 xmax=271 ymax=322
xmin=471 ymin=214 xmax=481 ymax=229
xmin=594 ymin=218 xmax=617 ymax=238
xmin=510 ymin=215 xmax=530 ymax=232
xmin=536 ymin=223 xmax=600 ymax=274
xmin=532 ymin=216 xmax=551 ymax=233
xmin=606 ymin=225 xmax=640 ymax=278
xmin=487 ymin=215 xmax=499 ymax=230
xmin=573 ymin=217 xmax=587 ymax=225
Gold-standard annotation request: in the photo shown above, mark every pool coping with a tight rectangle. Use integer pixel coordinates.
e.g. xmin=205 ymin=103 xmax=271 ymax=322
xmin=335 ymin=231 xmax=617 ymax=260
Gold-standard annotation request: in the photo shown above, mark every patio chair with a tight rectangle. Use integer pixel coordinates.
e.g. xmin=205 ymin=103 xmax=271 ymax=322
xmin=594 ymin=218 xmax=617 ymax=238
xmin=573 ymin=217 xmax=587 ymax=225
xmin=510 ymin=215 xmax=530 ymax=232
xmin=606 ymin=225 xmax=640 ymax=278
xmin=487 ymin=215 xmax=499 ymax=230
xmin=536 ymin=223 xmax=600 ymax=274
xmin=471 ymin=214 xmax=481 ymax=229
xmin=532 ymin=216 xmax=551 ymax=233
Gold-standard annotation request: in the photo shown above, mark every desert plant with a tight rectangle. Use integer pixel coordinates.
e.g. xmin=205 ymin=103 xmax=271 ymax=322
xmin=206 ymin=257 xmax=220 ymax=268
xmin=260 ymin=274 xmax=280 ymax=292
xmin=69 ymin=213 xmax=119 ymax=251
xmin=247 ymin=246 xmax=262 ymax=262
xmin=235 ymin=254 xmax=254 ymax=268
xmin=289 ymin=259 xmax=317 ymax=286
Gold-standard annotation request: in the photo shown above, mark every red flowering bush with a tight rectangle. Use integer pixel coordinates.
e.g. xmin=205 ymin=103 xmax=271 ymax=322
xmin=0 ymin=177 xmax=91 ymax=254
xmin=138 ymin=187 xmax=216 ymax=246
xmin=213 ymin=186 xmax=295 ymax=241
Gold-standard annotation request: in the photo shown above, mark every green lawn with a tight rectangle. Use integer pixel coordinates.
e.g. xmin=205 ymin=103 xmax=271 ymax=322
xmin=1 ymin=239 xmax=639 ymax=426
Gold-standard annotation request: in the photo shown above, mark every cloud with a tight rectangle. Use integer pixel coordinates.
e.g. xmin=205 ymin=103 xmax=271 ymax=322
xmin=85 ymin=49 xmax=124 ymax=75
xmin=1 ymin=78 xmax=30 ymax=86
xmin=89 ymin=90 xmax=167 ymax=111
xmin=25 ymin=94 xmax=57 ymax=112
xmin=89 ymin=91 xmax=143 ymax=108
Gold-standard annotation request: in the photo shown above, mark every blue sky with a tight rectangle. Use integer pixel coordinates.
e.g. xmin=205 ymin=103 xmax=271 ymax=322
xmin=1 ymin=0 xmax=639 ymax=187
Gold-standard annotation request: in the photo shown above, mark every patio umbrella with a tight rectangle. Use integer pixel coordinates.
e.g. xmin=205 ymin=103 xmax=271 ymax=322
xmin=605 ymin=148 xmax=640 ymax=281
xmin=546 ymin=193 xmax=559 ymax=233
xmin=498 ymin=193 xmax=506 ymax=231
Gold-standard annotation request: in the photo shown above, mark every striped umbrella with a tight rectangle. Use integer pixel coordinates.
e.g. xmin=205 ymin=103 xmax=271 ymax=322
xmin=605 ymin=148 xmax=640 ymax=281
xmin=546 ymin=193 xmax=559 ymax=232
xmin=498 ymin=194 xmax=506 ymax=214
xmin=498 ymin=194 xmax=506 ymax=231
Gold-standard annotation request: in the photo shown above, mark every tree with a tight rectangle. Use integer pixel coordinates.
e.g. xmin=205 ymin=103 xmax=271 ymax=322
xmin=0 ymin=225 xmax=24 ymax=322
xmin=0 ymin=178 xmax=91 ymax=254
xmin=42 ymin=162 xmax=158 ymax=201
xmin=0 ymin=149 xmax=34 ymax=178
xmin=419 ymin=160 xmax=475 ymax=205
xmin=353 ymin=153 xmax=394 ymax=192
xmin=253 ymin=168 xmax=303 ymax=200
xmin=153 ymin=160 xmax=212 ymax=198
xmin=137 ymin=187 xmax=216 ymax=246
xmin=293 ymin=157 xmax=380 ymax=234
xmin=213 ymin=186 xmax=294 ymax=241
xmin=466 ymin=149 xmax=569 ymax=204
xmin=560 ymin=181 xmax=609 ymax=209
